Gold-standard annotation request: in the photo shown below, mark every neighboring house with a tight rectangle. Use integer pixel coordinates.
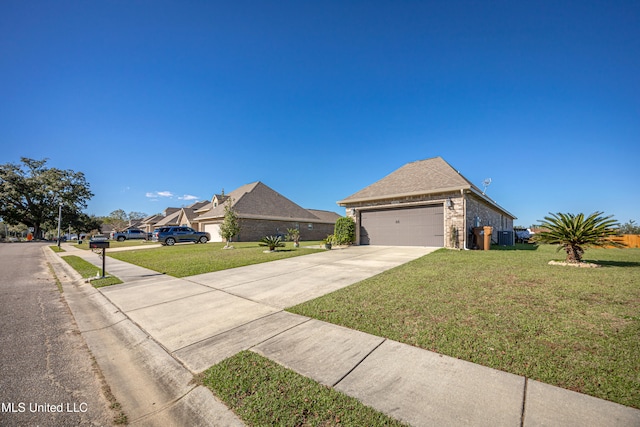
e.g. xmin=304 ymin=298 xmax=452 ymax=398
xmin=175 ymin=201 xmax=209 ymax=229
xmin=139 ymin=208 xmax=181 ymax=234
xmin=338 ymin=157 xmax=516 ymax=248
xmin=153 ymin=209 xmax=182 ymax=229
xmin=194 ymin=181 xmax=340 ymax=242
xmin=139 ymin=214 xmax=164 ymax=234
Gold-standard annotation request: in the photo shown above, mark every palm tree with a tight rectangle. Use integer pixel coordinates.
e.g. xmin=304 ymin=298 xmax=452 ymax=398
xmin=533 ymin=212 xmax=624 ymax=263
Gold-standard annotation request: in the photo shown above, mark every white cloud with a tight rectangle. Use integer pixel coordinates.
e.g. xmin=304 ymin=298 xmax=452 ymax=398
xmin=178 ymin=194 xmax=199 ymax=201
xmin=146 ymin=191 xmax=174 ymax=198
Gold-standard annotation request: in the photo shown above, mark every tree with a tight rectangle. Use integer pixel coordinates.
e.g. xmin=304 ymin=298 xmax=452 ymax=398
xmin=533 ymin=212 xmax=624 ymax=263
xmin=218 ymin=199 xmax=240 ymax=248
xmin=619 ymin=219 xmax=640 ymax=235
xmin=103 ymin=209 xmax=129 ymax=232
xmin=103 ymin=210 xmax=147 ymax=232
xmin=0 ymin=158 xmax=93 ymax=239
xmin=72 ymin=213 xmax=103 ymax=235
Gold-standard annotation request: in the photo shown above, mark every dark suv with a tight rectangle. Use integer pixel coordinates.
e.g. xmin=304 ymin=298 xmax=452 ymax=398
xmin=153 ymin=226 xmax=210 ymax=246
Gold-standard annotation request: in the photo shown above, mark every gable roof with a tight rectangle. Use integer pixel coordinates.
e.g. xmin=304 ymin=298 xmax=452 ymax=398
xmin=176 ymin=200 xmax=209 ymax=225
xmin=307 ymin=209 xmax=341 ymax=223
xmin=154 ymin=209 xmax=181 ymax=227
xmin=195 ymin=181 xmax=333 ymax=223
xmin=339 ymin=157 xmax=477 ymax=204
xmin=338 ymin=156 xmax=515 ymax=218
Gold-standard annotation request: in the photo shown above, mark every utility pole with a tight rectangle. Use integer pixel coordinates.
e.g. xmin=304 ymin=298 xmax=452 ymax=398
xmin=57 ymin=203 xmax=62 ymax=248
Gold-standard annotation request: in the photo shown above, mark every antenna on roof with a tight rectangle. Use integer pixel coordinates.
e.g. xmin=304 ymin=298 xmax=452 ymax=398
xmin=221 ymin=188 xmax=225 ymax=197
xmin=482 ymin=178 xmax=492 ymax=195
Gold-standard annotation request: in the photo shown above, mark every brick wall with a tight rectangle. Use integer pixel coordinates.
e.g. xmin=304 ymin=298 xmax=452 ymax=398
xmin=465 ymin=194 xmax=514 ymax=246
xmin=235 ymin=219 xmax=335 ymax=242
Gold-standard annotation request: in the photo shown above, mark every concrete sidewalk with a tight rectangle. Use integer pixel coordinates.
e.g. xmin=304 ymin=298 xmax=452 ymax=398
xmin=56 ymin=244 xmax=640 ymax=426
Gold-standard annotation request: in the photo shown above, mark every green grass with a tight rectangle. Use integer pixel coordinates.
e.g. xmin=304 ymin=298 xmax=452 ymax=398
xmin=288 ymin=245 xmax=640 ymax=409
xmin=108 ymin=241 xmax=324 ymax=277
xmin=61 ymin=255 xmax=123 ymax=288
xmin=73 ymin=239 xmax=158 ymax=250
xmin=201 ymin=351 xmax=407 ymax=427
xmin=49 ymin=245 xmax=65 ymax=252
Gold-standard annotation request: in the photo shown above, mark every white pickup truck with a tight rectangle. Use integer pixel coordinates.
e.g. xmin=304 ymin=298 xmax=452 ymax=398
xmin=111 ymin=229 xmax=149 ymax=241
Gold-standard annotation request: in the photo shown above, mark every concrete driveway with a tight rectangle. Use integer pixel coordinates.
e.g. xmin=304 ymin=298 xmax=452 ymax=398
xmin=99 ymin=245 xmax=436 ymax=371
xmin=59 ymin=243 xmax=640 ymax=426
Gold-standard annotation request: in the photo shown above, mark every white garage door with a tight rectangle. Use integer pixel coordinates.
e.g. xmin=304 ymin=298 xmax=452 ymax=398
xmin=204 ymin=224 xmax=223 ymax=242
xmin=360 ymin=205 xmax=444 ymax=247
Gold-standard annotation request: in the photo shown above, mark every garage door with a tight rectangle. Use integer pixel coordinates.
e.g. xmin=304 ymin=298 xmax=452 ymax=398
xmin=203 ymin=224 xmax=223 ymax=242
xmin=360 ymin=205 xmax=444 ymax=246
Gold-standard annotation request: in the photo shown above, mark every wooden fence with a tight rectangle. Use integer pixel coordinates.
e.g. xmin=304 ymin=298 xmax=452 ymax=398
xmin=608 ymin=234 xmax=640 ymax=248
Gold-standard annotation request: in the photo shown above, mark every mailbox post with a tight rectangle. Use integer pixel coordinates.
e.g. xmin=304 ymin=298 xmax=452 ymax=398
xmin=89 ymin=240 xmax=110 ymax=278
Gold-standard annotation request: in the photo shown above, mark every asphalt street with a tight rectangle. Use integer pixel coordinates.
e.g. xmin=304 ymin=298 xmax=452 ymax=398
xmin=0 ymin=242 xmax=117 ymax=426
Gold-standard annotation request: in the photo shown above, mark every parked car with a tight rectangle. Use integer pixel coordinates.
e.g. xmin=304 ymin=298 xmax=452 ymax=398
xmin=153 ymin=226 xmax=210 ymax=246
xmin=112 ymin=229 xmax=149 ymax=242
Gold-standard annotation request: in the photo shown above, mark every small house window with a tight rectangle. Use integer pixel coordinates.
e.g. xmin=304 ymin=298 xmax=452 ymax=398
xmin=308 ymin=223 xmax=313 ymax=230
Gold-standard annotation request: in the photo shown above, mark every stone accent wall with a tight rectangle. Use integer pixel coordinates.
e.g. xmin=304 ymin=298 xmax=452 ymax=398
xmin=235 ymin=219 xmax=334 ymax=242
xmin=445 ymin=195 xmax=465 ymax=249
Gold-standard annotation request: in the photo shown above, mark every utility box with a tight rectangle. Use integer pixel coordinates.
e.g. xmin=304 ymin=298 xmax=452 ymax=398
xmin=89 ymin=241 xmax=110 ymax=249
xmin=497 ymin=231 xmax=514 ymax=246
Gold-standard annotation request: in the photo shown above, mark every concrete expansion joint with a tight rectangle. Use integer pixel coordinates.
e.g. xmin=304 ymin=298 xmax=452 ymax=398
xmin=128 ymin=384 xmax=201 ymax=425
xmin=250 ymin=315 xmax=314 ymax=350
xmin=520 ymin=377 xmax=528 ymax=427
xmin=121 ymin=289 xmax=217 ymax=313
xmin=198 ymin=263 xmax=317 ymax=292
xmin=218 ymin=286 xmax=283 ymax=309
xmin=80 ymin=316 xmax=128 ymax=334
xmin=331 ymin=338 xmax=387 ymax=388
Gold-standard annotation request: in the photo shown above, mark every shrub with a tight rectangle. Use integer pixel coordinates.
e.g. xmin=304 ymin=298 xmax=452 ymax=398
xmin=259 ymin=235 xmax=285 ymax=251
xmin=286 ymin=228 xmax=300 ymax=244
xmin=334 ymin=216 xmax=356 ymax=245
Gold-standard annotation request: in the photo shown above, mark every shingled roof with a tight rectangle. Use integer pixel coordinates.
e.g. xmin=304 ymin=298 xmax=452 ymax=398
xmin=338 ymin=157 xmax=480 ymax=204
xmin=196 ymin=181 xmax=332 ymax=222
xmin=338 ymin=157 xmax=515 ymax=219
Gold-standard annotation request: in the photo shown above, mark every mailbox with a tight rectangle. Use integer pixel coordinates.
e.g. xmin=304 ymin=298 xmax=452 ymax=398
xmin=89 ymin=241 xmax=110 ymax=249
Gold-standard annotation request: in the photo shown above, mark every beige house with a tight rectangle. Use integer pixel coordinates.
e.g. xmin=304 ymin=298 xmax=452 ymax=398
xmin=338 ymin=157 xmax=516 ymax=248
xmin=174 ymin=201 xmax=209 ymax=229
xmin=194 ymin=181 xmax=339 ymax=242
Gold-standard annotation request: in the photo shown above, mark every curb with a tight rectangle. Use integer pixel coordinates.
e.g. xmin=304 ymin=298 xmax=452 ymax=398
xmin=44 ymin=247 xmax=244 ymax=426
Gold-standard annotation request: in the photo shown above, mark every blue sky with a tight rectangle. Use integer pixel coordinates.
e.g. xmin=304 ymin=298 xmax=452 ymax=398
xmin=2 ymin=1 xmax=638 ymax=228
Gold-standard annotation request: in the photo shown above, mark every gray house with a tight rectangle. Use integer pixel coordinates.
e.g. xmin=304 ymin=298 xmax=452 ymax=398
xmin=338 ymin=157 xmax=516 ymax=248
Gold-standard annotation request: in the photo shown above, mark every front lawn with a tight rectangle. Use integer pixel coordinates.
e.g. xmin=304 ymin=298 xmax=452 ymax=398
xmin=108 ymin=241 xmax=324 ymax=277
xmin=288 ymin=245 xmax=640 ymax=409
